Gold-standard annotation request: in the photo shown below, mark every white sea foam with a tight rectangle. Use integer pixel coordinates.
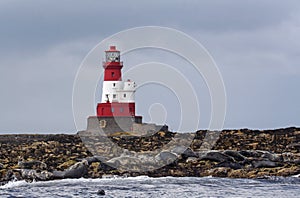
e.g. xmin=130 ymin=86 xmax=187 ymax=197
xmin=0 ymin=180 xmax=28 ymax=189
xmin=291 ymin=173 xmax=300 ymax=178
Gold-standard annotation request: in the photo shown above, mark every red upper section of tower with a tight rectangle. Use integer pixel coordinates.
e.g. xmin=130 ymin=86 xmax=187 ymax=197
xmin=103 ymin=46 xmax=123 ymax=81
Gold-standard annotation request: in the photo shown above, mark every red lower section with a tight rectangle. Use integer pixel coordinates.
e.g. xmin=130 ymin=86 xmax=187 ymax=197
xmin=97 ymin=102 xmax=136 ymax=117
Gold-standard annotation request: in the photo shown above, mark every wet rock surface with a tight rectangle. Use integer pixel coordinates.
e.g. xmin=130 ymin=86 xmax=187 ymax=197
xmin=0 ymin=127 xmax=299 ymax=184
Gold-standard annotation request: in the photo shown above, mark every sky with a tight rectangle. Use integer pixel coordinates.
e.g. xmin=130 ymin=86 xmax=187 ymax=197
xmin=0 ymin=0 xmax=300 ymax=133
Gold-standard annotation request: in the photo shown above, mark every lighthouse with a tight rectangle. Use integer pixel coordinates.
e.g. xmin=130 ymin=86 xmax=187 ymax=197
xmin=84 ymin=46 xmax=167 ymax=135
xmin=97 ymin=46 xmax=138 ymax=118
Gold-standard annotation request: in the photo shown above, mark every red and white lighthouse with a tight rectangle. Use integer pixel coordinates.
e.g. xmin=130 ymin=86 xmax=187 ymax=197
xmin=83 ymin=46 xmax=167 ymax=135
xmin=96 ymin=46 xmax=139 ymax=119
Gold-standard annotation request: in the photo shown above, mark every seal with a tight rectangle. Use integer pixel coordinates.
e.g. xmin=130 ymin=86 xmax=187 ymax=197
xmin=223 ymin=150 xmax=246 ymax=162
xmin=13 ymin=169 xmax=53 ymax=181
xmin=155 ymin=151 xmax=178 ymax=164
xmin=216 ymin=161 xmax=242 ymax=170
xmin=197 ymin=151 xmax=234 ymax=162
xmin=251 ymin=160 xmax=278 ymax=168
xmin=97 ymin=189 xmax=105 ymax=195
xmin=53 ymin=160 xmax=88 ymax=179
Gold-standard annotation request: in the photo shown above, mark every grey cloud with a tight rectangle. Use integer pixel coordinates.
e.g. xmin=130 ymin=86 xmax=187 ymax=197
xmin=0 ymin=0 xmax=300 ymax=132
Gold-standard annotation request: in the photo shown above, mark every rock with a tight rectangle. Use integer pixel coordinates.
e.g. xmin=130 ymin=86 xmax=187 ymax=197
xmin=0 ymin=128 xmax=299 ymax=181
xmin=0 ymin=163 xmax=3 ymax=170
xmin=287 ymin=143 xmax=300 ymax=149
xmin=18 ymin=160 xmax=47 ymax=170
xmin=157 ymin=131 xmax=166 ymax=137
xmin=97 ymin=189 xmax=105 ymax=195
xmin=53 ymin=160 xmax=88 ymax=179
xmin=228 ymin=169 xmax=248 ymax=178
xmin=277 ymin=166 xmax=300 ymax=177
xmin=251 ymin=160 xmax=278 ymax=168
xmin=57 ymin=160 xmax=77 ymax=170
xmin=207 ymin=167 xmax=231 ymax=177
xmin=281 ymin=152 xmax=300 ymax=163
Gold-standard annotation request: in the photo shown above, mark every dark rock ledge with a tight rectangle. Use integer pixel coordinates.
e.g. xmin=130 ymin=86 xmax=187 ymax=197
xmin=0 ymin=127 xmax=299 ymax=185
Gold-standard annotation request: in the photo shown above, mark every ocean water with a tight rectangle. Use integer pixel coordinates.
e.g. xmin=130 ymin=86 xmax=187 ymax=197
xmin=0 ymin=176 xmax=299 ymax=198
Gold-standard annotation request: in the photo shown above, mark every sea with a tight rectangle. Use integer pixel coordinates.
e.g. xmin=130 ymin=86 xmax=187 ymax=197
xmin=0 ymin=176 xmax=299 ymax=198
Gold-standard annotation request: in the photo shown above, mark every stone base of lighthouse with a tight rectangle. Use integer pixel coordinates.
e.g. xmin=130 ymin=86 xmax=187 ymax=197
xmin=83 ymin=116 xmax=168 ymax=136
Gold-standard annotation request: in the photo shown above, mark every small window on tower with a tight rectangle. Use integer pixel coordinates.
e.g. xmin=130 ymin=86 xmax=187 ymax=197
xmin=111 ymin=107 xmax=114 ymax=113
xmin=113 ymin=94 xmax=116 ymax=99
xmin=120 ymin=107 xmax=124 ymax=112
xmin=113 ymin=83 xmax=116 ymax=87
xmin=123 ymin=93 xmax=126 ymax=98
xmin=111 ymin=72 xmax=115 ymax=77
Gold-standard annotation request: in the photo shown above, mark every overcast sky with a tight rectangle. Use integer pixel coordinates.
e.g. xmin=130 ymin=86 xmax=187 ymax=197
xmin=0 ymin=0 xmax=300 ymax=133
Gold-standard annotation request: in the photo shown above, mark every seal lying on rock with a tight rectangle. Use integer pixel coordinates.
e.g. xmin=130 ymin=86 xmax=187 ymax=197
xmin=251 ymin=160 xmax=279 ymax=168
xmin=52 ymin=160 xmax=88 ymax=179
xmin=215 ymin=161 xmax=242 ymax=170
xmin=155 ymin=151 xmax=178 ymax=164
xmin=197 ymin=151 xmax=234 ymax=162
xmin=13 ymin=169 xmax=53 ymax=181
xmin=223 ymin=150 xmax=246 ymax=162
xmin=171 ymin=146 xmax=198 ymax=159
xmin=83 ymin=156 xmax=107 ymax=165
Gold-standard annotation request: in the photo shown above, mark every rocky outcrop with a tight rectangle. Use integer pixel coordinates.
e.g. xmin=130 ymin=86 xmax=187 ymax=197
xmin=0 ymin=127 xmax=299 ymax=184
